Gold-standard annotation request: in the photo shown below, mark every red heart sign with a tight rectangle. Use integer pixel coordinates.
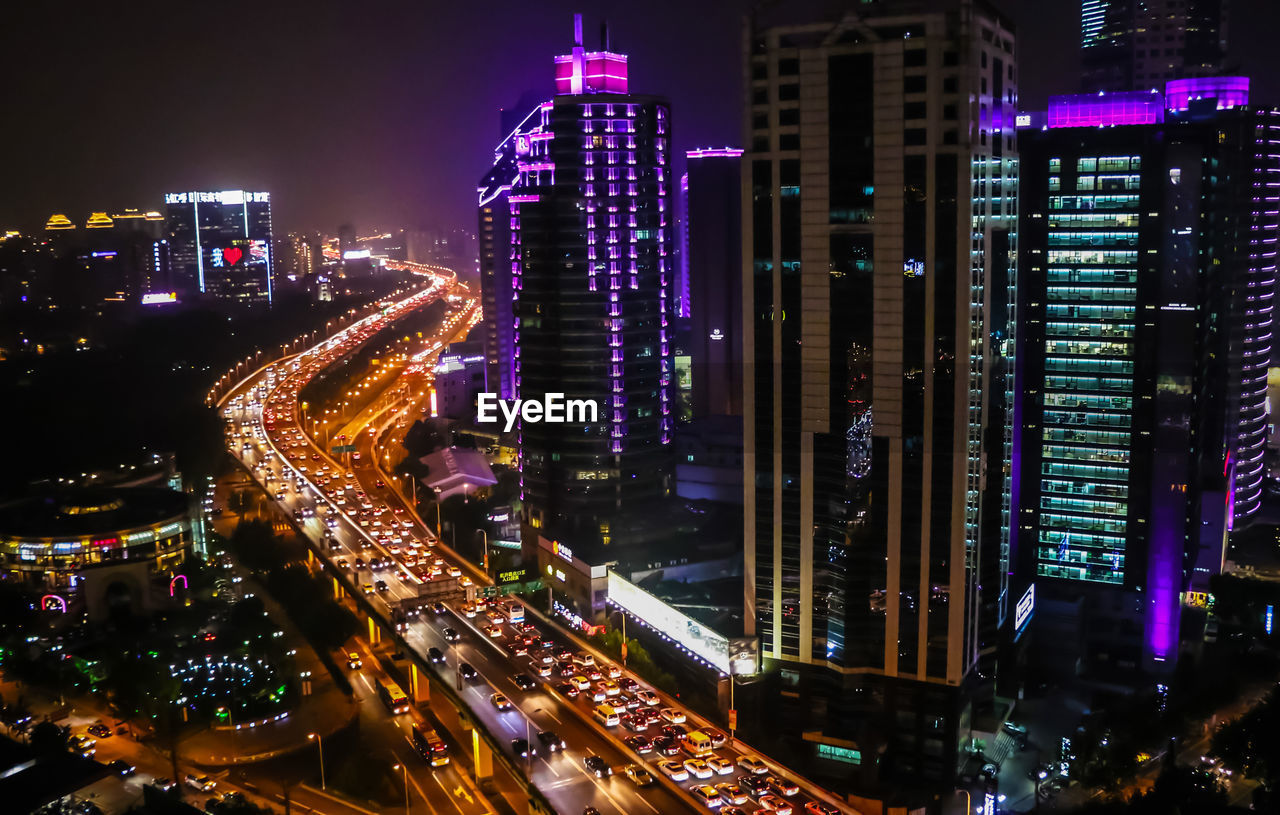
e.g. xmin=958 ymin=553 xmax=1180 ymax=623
xmin=222 ymin=247 xmax=243 ymax=265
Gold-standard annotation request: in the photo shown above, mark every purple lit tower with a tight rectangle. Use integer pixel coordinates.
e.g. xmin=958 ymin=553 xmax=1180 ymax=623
xmin=479 ymin=15 xmax=674 ymax=554
xmin=1012 ymin=79 xmax=1277 ymax=680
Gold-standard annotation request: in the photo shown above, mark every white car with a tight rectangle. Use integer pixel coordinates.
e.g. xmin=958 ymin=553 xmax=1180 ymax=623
xmin=185 ymin=773 xmax=216 ymax=792
xmin=657 ymin=759 xmax=689 ymax=781
xmin=707 ymin=756 xmax=734 ymax=775
xmin=660 ymin=707 xmax=686 ymax=724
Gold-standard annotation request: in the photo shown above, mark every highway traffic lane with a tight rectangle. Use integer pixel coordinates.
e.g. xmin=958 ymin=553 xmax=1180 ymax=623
xmin=403 ymin=618 xmax=684 ymax=815
xmin=347 ymin=669 xmax=489 ymax=815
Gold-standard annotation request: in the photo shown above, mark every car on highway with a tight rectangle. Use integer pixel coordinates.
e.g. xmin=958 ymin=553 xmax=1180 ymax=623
xmin=657 ymin=759 xmax=689 ymax=781
xmin=716 ymin=783 xmax=748 ymax=805
xmin=459 ymin=663 xmax=478 ymax=681
xmin=601 ymin=679 xmax=621 ymax=696
xmin=684 ymin=758 xmax=714 ymax=779
xmin=346 ymin=652 xmax=363 ymax=669
xmin=767 ymin=776 xmax=800 ymax=797
xmin=804 ymin=803 xmax=840 ymax=815
xmin=759 ymin=795 xmax=793 ymax=814
xmin=442 ymin=627 xmax=460 ymax=642
xmin=636 ymin=690 xmax=660 ymax=706
xmin=533 ymin=662 xmax=552 ymax=678
xmin=660 ymin=707 xmax=687 ymax=724
xmin=624 ymin=735 xmax=653 ymax=754
xmin=430 ymin=601 xmax=446 ymax=614
xmin=624 ymin=764 xmax=656 ymax=787
xmin=738 ymin=755 xmax=769 ymax=774
xmin=619 ymin=713 xmax=646 ymax=732
xmin=707 ymin=756 xmax=734 ymax=776
xmin=375 ymin=580 xmax=389 ymax=592
xmin=583 ymin=755 xmax=612 ymax=778
xmin=602 ymin=664 xmax=622 ymax=679
xmin=701 ymin=726 xmax=728 ymax=748
xmin=556 ymin=682 xmax=580 ymax=698
xmin=722 ymin=809 xmax=748 ymax=815
xmin=739 ymin=775 xmax=771 ymax=796
xmin=512 ymin=674 xmax=536 ymax=691
xmin=86 ymin=723 xmax=112 ymax=739
xmin=427 ymin=647 xmax=445 ymax=664
xmin=690 ymin=784 xmax=723 ymax=809
xmin=361 ymin=584 xmax=374 ymax=595
xmin=483 ymin=624 xmax=503 ymax=638
xmin=654 ymin=736 xmax=682 ymax=757
xmin=536 ymin=730 xmax=566 ymax=752
xmin=570 ymin=675 xmax=591 ymax=690
xmin=618 ymin=677 xmax=639 ymax=692
xmin=152 ymin=778 xmax=178 ymax=793
xmin=512 ymin=738 xmax=535 ymax=758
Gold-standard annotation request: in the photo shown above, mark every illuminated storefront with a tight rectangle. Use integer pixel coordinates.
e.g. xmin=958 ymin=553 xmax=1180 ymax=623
xmin=0 ymin=488 xmax=196 ymax=592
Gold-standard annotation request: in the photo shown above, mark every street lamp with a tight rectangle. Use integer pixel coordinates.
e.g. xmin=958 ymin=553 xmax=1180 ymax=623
xmin=308 ymin=732 xmax=326 ymax=789
xmin=392 ymin=762 xmax=410 ymax=815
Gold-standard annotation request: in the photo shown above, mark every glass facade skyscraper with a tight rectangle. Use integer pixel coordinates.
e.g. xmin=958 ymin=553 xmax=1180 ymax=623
xmin=1080 ymin=0 xmax=1228 ymax=93
xmin=1014 ymin=81 xmax=1278 ymax=678
xmin=164 ymin=190 xmax=274 ymax=305
xmin=479 ymin=16 xmax=674 ymax=555
xmin=742 ymin=0 xmax=1017 ymax=798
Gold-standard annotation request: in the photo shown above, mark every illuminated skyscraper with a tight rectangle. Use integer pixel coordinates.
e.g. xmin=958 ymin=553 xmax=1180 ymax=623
xmin=479 ymin=16 xmax=674 ymax=554
xmin=742 ymin=0 xmax=1017 ymax=798
xmin=1081 ymin=0 xmax=1228 ymax=93
xmin=164 ymin=190 xmax=274 ymax=304
xmin=1013 ymin=79 xmax=1276 ymax=679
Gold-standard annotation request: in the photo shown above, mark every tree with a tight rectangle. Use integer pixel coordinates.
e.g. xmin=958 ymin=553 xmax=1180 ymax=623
xmin=28 ymin=721 xmax=69 ymax=756
xmin=1212 ymin=686 xmax=1280 ymax=789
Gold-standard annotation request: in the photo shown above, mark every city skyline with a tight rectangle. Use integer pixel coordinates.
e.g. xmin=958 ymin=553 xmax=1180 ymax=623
xmin=5 ymin=1 xmax=1280 ymax=237
xmin=6 ymin=2 xmax=1280 ymax=814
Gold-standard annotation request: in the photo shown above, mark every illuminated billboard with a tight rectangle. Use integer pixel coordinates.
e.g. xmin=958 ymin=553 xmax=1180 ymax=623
xmin=607 ymin=571 xmax=756 ymax=675
xmin=141 ymin=291 xmax=178 ymax=305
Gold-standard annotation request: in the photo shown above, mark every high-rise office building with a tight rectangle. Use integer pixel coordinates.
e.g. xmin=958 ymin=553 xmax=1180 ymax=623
xmin=742 ymin=0 xmax=1018 ymax=797
xmin=164 ymin=190 xmax=274 ymax=304
xmin=479 ymin=15 xmax=674 ymax=555
xmin=684 ymin=148 xmax=744 ymax=419
xmin=1081 ymin=0 xmax=1228 ymax=93
xmin=479 ymin=91 xmax=546 ymax=402
xmin=1013 ymin=78 xmax=1276 ymax=680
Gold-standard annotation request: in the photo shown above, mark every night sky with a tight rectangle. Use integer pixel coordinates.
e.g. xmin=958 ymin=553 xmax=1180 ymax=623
xmin=2 ymin=0 xmax=1277 ymax=236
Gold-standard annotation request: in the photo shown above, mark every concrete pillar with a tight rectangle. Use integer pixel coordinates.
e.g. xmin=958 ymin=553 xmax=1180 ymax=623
xmin=410 ymin=663 xmax=429 ymax=704
xmin=333 ymin=577 xmax=344 ymax=600
xmin=367 ymin=615 xmax=381 ymax=644
xmin=471 ymin=731 xmax=493 ymax=780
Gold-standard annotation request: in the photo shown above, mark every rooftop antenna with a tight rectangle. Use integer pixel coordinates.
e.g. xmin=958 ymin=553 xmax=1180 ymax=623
xmin=601 ymin=20 xmax=610 ymax=51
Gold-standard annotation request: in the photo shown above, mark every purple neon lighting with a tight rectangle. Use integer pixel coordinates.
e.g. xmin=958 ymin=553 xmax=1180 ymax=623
xmin=1165 ymin=77 xmax=1250 ymax=112
xmin=1048 ymin=91 xmax=1166 ymax=128
xmin=686 ymin=147 xmax=745 ymax=159
xmin=508 ymin=194 xmax=541 ymax=204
